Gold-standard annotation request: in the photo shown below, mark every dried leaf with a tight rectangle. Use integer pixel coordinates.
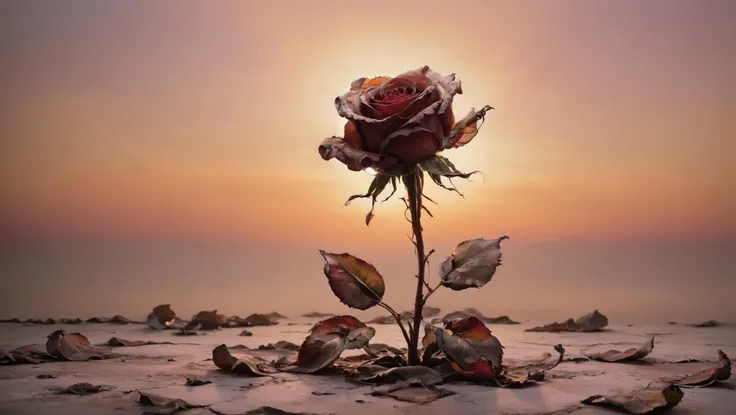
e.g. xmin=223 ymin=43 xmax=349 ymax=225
xmin=361 ymin=365 xmax=444 ymax=384
xmin=439 ymin=236 xmax=509 ymax=290
xmin=257 ymin=340 xmax=300 ymax=351
xmin=185 ymin=377 xmax=212 ymax=387
xmin=581 ymin=385 xmax=684 ymax=414
xmin=136 ymin=390 xmax=203 ymax=415
xmin=502 ymin=344 xmax=565 ymax=385
xmin=277 ymin=316 xmax=375 ymax=374
xmin=527 ymin=310 xmax=609 ymax=333
xmin=419 ymin=155 xmax=480 ymax=195
xmin=105 ymin=337 xmax=174 ymax=347
xmin=146 ymin=304 xmax=177 ymax=330
xmin=45 ymin=330 xmax=111 ymax=361
xmin=344 ymin=174 xmax=396 ymax=226
xmin=584 ymin=337 xmax=654 ymax=362
xmin=53 ymin=382 xmax=115 ymax=395
xmin=434 ymin=317 xmax=503 ymax=376
xmin=187 ymin=310 xmax=224 ymax=330
xmin=671 ymin=350 xmax=731 ymax=387
xmin=0 ymin=344 xmax=51 ymax=365
xmin=319 ymin=251 xmax=385 ymax=310
xmin=370 ymin=383 xmax=456 ymax=404
xmin=212 ymin=344 xmax=273 ymax=376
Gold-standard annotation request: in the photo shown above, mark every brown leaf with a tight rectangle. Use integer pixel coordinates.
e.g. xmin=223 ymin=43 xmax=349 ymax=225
xmin=438 ymin=317 xmax=504 ymax=372
xmin=319 ymin=251 xmax=385 ymax=310
xmin=45 ymin=330 xmax=111 ymax=361
xmin=187 ymin=310 xmax=224 ymax=330
xmin=370 ymin=383 xmax=456 ymax=404
xmin=584 ymin=337 xmax=654 ymax=362
xmin=0 ymin=344 xmax=51 ymax=365
xmin=502 ymin=344 xmax=566 ymax=385
xmin=439 ymin=236 xmax=509 ymax=291
xmin=136 ymin=390 xmax=204 ymax=415
xmin=581 ymin=385 xmax=684 ymax=414
xmin=146 ymin=304 xmax=177 ymax=330
xmin=105 ymin=337 xmax=174 ymax=347
xmin=527 ymin=310 xmax=609 ymax=333
xmin=212 ymin=344 xmax=273 ymax=376
xmin=53 ymin=382 xmax=115 ymax=395
xmin=672 ymin=350 xmax=731 ymax=387
xmin=185 ymin=377 xmax=212 ymax=387
xmin=361 ymin=365 xmax=444 ymax=384
xmin=276 ymin=315 xmax=375 ymax=374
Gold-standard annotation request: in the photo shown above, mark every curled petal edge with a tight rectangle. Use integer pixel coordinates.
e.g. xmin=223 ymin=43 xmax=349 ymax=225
xmin=443 ymin=105 xmax=493 ymax=149
xmin=318 ymin=136 xmax=397 ymax=171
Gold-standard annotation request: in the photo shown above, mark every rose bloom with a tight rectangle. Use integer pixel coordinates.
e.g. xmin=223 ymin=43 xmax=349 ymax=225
xmin=319 ymin=65 xmax=489 ymax=172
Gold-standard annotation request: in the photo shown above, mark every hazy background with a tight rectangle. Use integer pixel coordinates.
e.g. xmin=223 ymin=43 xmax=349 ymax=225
xmin=1 ymin=0 xmax=735 ymax=324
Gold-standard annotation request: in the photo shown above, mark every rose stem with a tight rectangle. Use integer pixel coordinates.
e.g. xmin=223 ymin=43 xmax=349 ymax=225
xmin=404 ymin=167 xmax=426 ymax=366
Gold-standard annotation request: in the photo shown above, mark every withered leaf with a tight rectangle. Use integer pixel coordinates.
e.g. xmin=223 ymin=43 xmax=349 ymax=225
xmin=146 ymin=304 xmax=177 ymax=330
xmin=187 ymin=310 xmax=224 ymax=330
xmin=419 ymin=155 xmax=480 ymax=196
xmin=45 ymin=330 xmax=112 ymax=361
xmin=439 ymin=317 xmax=504 ymax=372
xmin=369 ymin=383 xmax=456 ymax=404
xmin=257 ymin=340 xmax=300 ymax=351
xmin=185 ymin=377 xmax=212 ymax=387
xmin=581 ymin=385 xmax=684 ymax=414
xmin=276 ymin=315 xmax=375 ymax=374
xmin=439 ymin=236 xmax=509 ymax=291
xmin=527 ymin=310 xmax=609 ymax=333
xmin=212 ymin=345 xmax=273 ymax=376
xmin=502 ymin=344 xmax=565 ymax=386
xmin=0 ymin=344 xmax=51 ymax=365
xmin=672 ymin=350 xmax=731 ymax=387
xmin=136 ymin=390 xmax=204 ymax=415
xmin=319 ymin=251 xmax=385 ymax=310
xmin=361 ymin=365 xmax=444 ymax=385
xmin=53 ymin=382 xmax=115 ymax=395
xmin=105 ymin=337 xmax=174 ymax=347
xmin=584 ymin=337 xmax=654 ymax=363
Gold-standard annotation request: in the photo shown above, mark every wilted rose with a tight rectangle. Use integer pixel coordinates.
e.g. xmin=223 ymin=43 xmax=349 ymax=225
xmin=319 ymin=65 xmax=492 ymax=172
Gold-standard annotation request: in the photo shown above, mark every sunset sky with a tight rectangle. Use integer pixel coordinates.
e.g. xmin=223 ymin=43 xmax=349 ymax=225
xmin=1 ymin=1 xmax=735 ymax=322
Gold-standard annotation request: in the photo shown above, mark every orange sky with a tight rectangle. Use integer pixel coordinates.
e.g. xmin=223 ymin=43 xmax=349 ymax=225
xmin=1 ymin=1 xmax=735 ymax=321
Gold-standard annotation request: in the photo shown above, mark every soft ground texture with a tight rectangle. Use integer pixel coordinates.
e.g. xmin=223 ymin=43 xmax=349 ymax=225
xmin=0 ymin=320 xmax=734 ymax=414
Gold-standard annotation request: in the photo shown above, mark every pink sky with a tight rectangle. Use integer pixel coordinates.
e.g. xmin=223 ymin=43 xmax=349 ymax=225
xmin=1 ymin=1 xmax=734 ymax=321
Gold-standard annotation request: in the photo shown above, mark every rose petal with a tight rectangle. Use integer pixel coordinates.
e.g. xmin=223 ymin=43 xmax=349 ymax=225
xmin=442 ymin=106 xmax=492 ymax=149
xmin=381 ymin=116 xmax=443 ymax=163
xmin=318 ymin=136 xmax=397 ymax=171
xmin=343 ymin=121 xmax=362 ymax=149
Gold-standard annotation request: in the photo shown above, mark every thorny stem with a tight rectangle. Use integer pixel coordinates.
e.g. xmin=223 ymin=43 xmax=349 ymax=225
xmin=405 ymin=167 xmax=426 ymax=365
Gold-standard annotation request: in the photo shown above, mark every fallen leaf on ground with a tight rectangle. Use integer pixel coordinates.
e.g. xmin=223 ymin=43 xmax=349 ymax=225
xmin=105 ymin=337 xmax=174 ymax=347
xmin=276 ymin=315 xmax=375 ymax=373
xmin=361 ymin=365 xmax=444 ymax=385
xmin=369 ymin=383 xmax=456 ymax=404
xmin=527 ymin=310 xmax=609 ymax=333
xmin=439 ymin=236 xmax=508 ymax=291
xmin=688 ymin=320 xmax=721 ymax=328
xmin=186 ymin=310 xmax=224 ymax=330
xmin=136 ymin=390 xmax=204 ymax=415
xmin=239 ymin=330 xmax=253 ymax=336
xmin=502 ymin=344 xmax=566 ymax=385
xmin=319 ymin=251 xmax=386 ymax=310
xmin=46 ymin=330 xmax=112 ymax=361
xmin=583 ymin=337 xmax=654 ymax=363
xmin=581 ymin=385 xmax=684 ymax=414
xmin=311 ymin=391 xmax=336 ymax=396
xmin=0 ymin=344 xmax=52 ymax=365
xmin=212 ymin=345 xmax=273 ymax=376
xmin=146 ymin=304 xmax=177 ymax=330
xmin=438 ymin=316 xmax=503 ymax=372
xmin=172 ymin=329 xmax=199 ymax=336
xmin=258 ymin=340 xmax=300 ymax=351
xmin=53 ymin=382 xmax=115 ymax=395
xmin=671 ymin=350 xmax=731 ymax=387
xmin=37 ymin=374 xmax=57 ymax=379
xmin=185 ymin=377 xmax=212 ymax=386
